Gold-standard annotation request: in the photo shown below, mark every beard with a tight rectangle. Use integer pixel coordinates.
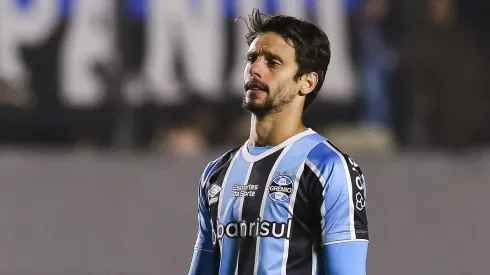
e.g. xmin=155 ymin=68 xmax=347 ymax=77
xmin=242 ymin=82 xmax=295 ymax=117
xmin=242 ymin=94 xmax=276 ymax=117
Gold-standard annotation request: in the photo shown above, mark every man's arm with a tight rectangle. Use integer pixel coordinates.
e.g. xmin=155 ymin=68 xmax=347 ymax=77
xmin=306 ymin=142 xmax=369 ymax=275
xmin=324 ymin=241 xmax=368 ymax=275
xmin=188 ymin=163 xmax=216 ymax=275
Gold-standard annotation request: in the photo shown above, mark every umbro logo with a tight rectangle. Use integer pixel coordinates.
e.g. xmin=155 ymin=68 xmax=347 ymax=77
xmin=208 ymin=184 xmax=222 ymax=205
xmin=208 ymin=184 xmax=222 ymax=197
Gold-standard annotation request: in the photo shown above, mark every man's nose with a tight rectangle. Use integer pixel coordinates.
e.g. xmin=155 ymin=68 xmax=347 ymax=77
xmin=248 ymin=57 xmax=266 ymax=79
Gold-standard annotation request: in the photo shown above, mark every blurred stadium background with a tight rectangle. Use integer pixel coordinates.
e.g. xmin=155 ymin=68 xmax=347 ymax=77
xmin=0 ymin=0 xmax=489 ymax=274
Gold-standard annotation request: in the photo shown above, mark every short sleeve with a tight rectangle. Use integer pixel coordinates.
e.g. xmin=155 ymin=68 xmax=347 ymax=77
xmin=305 ymin=142 xmax=369 ymax=245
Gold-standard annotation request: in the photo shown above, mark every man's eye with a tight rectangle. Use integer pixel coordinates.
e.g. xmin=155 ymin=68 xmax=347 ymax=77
xmin=269 ymin=60 xmax=280 ymax=66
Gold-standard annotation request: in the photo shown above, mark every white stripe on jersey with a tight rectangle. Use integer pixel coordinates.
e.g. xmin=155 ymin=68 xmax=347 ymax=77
xmin=311 ymin=244 xmax=317 ymax=275
xmin=325 ymin=239 xmax=369 ymax=246
xmin=322 ymin=141 xmax=356 ymax=240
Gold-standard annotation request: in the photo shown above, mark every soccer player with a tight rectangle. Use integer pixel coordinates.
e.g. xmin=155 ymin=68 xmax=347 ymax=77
xmin=189 ymin=9 xmax=369 ymax=275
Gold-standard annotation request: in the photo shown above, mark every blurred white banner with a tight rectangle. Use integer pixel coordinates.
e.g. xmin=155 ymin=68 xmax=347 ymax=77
xmin=0 ymin=0 xmax=356 ymax=107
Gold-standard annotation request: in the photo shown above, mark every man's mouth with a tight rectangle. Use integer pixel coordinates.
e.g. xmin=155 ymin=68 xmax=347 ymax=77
xmin=244 ymin=80 xmax=269 ymax=93
xmin=247 ymin=88 xmax=266 ymax=94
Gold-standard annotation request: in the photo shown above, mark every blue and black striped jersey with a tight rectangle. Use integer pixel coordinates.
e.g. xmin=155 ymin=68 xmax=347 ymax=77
xmin=190 ymin=128 xmax=369 ymax=275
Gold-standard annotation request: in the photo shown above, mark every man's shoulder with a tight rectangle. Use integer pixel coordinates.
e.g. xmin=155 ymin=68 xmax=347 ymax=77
xmin=306 ymin=138 xmax=359 ymax=171
xmin=303 ymin=138 xmax=366 ymax=192
xmin=200 ymin=146 xmax=242 ymax=185
xmin=208 ymin=146 xmax=241 ymax=168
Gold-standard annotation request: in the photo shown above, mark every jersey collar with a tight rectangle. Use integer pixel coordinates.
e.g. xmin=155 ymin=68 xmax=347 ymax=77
xmin=241 ymin=128 xmax=315 ymax=162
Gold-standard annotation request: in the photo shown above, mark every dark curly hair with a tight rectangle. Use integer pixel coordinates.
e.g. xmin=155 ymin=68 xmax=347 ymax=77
xmin=242 ymin=9 xmax=331 ymax=111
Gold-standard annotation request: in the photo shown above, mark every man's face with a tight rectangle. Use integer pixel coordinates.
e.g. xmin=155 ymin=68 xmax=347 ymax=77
xmin=243 ymin=32 xmax=301 ymax=116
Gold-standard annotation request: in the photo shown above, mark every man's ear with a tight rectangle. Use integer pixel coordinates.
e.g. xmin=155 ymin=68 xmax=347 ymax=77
xmin=299 ymin=72 xmax=318 ymax=96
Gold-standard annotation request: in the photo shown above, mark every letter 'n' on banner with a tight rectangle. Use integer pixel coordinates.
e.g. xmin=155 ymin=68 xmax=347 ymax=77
xmin=146 ymin=0 xmax=223 ymax=104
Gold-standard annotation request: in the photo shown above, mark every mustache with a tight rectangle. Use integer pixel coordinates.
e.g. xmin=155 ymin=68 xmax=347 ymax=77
xmin=244 ymin=79 xmax=269 ymax=93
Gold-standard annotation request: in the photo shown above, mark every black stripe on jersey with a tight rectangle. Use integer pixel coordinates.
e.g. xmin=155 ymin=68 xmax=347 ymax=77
xmin=284 ymin=163 xmax=323 ymax=274
xmin=302 ymin=163 xmax=324 ymax=236
xmin=286 ymin=217 xmax=314 ymax=274
xmin=325 ymin=141 xmax=369 ymax=240
xmin=204 ymin=147 xmax=240 ymax=275
xmin=237 ymin=149 xmax=283 ymax=275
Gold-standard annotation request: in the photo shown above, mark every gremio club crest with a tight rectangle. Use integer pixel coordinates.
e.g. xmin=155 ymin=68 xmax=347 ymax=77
xmin=268 ymin=173 xmax=294 ymax=202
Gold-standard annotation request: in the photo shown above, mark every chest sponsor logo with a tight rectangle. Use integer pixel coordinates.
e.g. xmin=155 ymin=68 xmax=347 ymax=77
xmin=232 ymin=184 xmax=258 ymax=197
xmin=268 ymin=175 xmax=294 ymax=202
xmin=216 ymin=218 xmax=292 ymax=240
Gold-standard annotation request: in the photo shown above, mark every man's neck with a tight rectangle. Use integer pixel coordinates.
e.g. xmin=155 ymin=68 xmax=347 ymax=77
xmin=248 ymin=108 xmax=306 ymax=147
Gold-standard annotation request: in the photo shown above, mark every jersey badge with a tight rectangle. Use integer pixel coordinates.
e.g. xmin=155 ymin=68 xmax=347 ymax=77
xmin=268 ymin=174 xmax=294 ymax=202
